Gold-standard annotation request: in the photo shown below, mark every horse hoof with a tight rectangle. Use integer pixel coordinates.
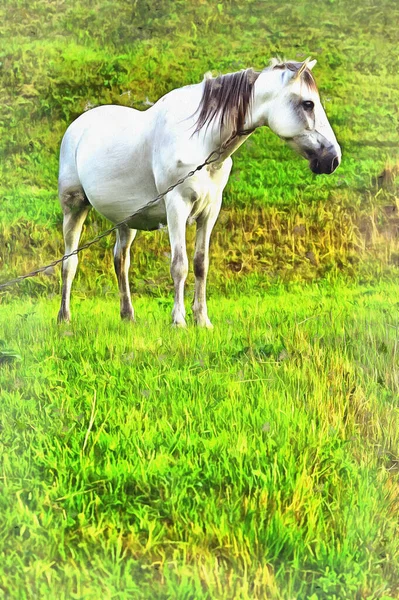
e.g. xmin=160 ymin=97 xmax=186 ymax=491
xmin=121 ymin=313 xmax=135 ymax=322
xmin=194 ymin=315 xmax=214 ymax=329
xmin=197 ymin=321 xmax=214 ymax=329
xmin=57 ymin=311 xmax=71 ymax=324
xmin=172 ymin=319 xmax=187 ymax=328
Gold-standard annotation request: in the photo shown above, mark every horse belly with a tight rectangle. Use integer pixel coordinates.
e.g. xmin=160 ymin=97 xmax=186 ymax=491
xmin=125 ymin=198 xmax=167 ymax=230
xmin=77 ymin=143 xmax=165 ymax=230
xmin=87 ymin=185 xmax=167 ymax=231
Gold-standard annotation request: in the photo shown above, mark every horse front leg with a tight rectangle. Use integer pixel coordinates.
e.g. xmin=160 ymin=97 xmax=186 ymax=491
xmin=113 ymin=225 xmax=137 ymax=321
xmin=193 ymin=197 xmax=222 ymax=328
xmin=166 ymin=193 xmax=192 ymax=327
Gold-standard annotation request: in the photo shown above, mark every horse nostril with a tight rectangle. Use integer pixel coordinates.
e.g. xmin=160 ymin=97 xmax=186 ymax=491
xmin=310 ymin=158 xmax=321 ymax=174
xmin=332 ymin=156 xmax=340 ymax=172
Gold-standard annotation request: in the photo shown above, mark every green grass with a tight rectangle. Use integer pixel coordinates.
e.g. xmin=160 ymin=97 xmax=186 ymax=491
xmin=1 ymin=0 xmax=399 ymax=221
xmin=1 ymin=0 xmax=399 ymax=292
xmin=2 ymin=0 xmax=399 ymax=597
xmin=1 ymin=283 xmax=399 ymax=598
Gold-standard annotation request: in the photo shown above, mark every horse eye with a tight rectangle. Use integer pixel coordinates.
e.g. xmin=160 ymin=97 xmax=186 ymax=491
xmin=302 ymin=100 xmax=314 ymax=111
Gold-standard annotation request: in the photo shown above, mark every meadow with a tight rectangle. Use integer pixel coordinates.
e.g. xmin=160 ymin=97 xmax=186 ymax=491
xmin=1 ymin=0 xmax=399 ymax=598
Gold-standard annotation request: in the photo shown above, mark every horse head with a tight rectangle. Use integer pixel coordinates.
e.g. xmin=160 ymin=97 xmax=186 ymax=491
xmin=265 ymin=58 xmax=341 ymax=174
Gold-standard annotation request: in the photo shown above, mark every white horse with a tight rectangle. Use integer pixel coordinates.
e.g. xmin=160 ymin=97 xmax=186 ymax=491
xmin=57 ymin=58 xmax=341 ymax=327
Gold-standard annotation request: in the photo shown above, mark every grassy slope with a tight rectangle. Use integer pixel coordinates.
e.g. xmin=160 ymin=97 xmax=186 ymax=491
xmin=1 ymin=0 xmax=399 ymax=292
xmin=1 ymin=283 xmax=399 ymax=599
xmin=1 ymin=1 xmax=399 ymax=598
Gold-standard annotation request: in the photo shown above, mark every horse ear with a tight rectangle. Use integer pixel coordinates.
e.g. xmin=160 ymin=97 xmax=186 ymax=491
xmin=281 ymin=57 xmax=316 ymax=85
xmin=295 ymin=57 xmax=311 ymax=78
xmin=282 ymin=68 xmax=297 ymax=85
xmin=293 ymin=57 xmax=317 ymax=79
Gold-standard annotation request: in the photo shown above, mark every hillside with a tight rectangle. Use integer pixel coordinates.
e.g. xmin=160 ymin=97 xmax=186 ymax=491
xmin=1 ymin=0 xmax=399 ymax=296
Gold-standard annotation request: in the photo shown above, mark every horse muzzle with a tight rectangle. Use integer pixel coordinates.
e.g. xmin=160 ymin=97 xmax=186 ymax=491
xmin=309 ymin=147 xmax=340 ymax=175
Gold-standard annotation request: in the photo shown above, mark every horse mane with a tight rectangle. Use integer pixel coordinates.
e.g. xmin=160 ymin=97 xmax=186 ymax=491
xmin=270 ymin=58 xmax=318 ymax=91
xmin=193 ymin=68 xmax=260 ymax=136
xmin=193 ymin=60 xmax=317 ymax=136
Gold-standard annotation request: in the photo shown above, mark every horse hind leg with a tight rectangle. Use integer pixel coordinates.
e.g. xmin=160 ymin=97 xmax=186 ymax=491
xmin=113 ymin=225 xmax=137 ymax=321
xmin=57 ymin=189 xmax=91 ymax=323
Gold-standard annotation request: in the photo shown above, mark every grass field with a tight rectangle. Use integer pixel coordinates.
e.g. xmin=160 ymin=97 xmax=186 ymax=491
xmin=1 ymin=0 xmax=399 ymax=598
xmin=1 ymin=0 xmax=399 ymax=297
xmin=1 ymin=283 xmax=399 ymax=599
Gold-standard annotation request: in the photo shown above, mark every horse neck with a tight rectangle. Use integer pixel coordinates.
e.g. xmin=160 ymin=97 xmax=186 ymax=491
xmin=214 ymin=70 xmax=277 ymax=150
xmin=195 ymin=69 xmax=279 ymax=159
xmin=199 ymin=124 xmax=254 ymax=163
xmin=248 ymin=69 xmax=280 ymax=129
